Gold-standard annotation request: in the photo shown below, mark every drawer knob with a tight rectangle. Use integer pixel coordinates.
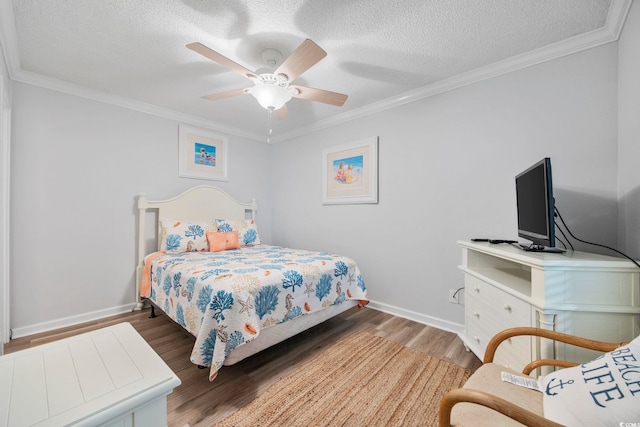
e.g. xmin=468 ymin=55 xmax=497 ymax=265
xmin=503 ymin=303 xmax=512 ymax=312
xmin=473 ymin=310 xmax=480 ymax=318
xmin=473 ymin=286 xmax=480 ymax=293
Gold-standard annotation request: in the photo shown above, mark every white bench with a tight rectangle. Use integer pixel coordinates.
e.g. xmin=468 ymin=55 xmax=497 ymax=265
xmin=0 ymin=322 xmax=180 ymax=426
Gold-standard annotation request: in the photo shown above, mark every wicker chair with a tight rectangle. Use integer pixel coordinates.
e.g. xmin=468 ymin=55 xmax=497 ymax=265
xmin=438 ymin=327 xmax=628 ymax=427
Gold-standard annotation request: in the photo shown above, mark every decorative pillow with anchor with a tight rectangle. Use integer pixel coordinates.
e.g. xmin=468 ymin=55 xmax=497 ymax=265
xmin=542 ymin=334 xmax=640 ymax=426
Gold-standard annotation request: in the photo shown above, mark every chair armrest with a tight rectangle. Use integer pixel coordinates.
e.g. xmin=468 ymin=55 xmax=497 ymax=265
xmin=438 ymin=388 xmax=564 ymax=427
xmin=522 ymin=359 xmax=578 ymax=375
xmin=483 ymin=327 xmax=626 ymax=364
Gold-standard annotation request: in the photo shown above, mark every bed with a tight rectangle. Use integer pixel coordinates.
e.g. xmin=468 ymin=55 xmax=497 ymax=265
xmin=135 ymin=185 xmax=368 ymax=380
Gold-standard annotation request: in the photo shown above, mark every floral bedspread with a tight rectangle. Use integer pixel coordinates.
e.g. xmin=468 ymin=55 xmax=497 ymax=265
xmin=145 ymin=245 xmax=368 ymax=380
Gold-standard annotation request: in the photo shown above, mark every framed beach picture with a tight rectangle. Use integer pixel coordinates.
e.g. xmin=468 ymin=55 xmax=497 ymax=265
xmin=178 ymin=125 xmax=228 ymax=181
xmin=322 ymin=136 xmax=378 ymax=204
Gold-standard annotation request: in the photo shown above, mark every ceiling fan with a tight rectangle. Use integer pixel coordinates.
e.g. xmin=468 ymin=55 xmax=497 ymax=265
xmin=186 ymin=39 xmax=348 ymax=119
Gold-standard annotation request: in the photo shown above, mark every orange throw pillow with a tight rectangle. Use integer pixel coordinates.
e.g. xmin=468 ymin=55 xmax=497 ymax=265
xmin=206 ymin=231 xmax=240 ymax=252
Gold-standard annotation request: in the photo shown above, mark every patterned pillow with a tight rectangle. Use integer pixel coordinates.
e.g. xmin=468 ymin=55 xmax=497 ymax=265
xmin=206 ymin=231 xmax=240 ymax=252
xmin=160 ymin=219 xmax=215 ymax=253
xmin=215 ymin=219 xmax=261 ymax=246
xmin=542 ymin=334 xmax=640 ymax=426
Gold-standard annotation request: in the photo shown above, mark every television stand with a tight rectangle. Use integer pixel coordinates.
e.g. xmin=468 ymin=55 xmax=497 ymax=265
xmin=458 ymin=240 xmax=639 ymax=375
xmin=514 ymin=243 xmax=565 ymax=253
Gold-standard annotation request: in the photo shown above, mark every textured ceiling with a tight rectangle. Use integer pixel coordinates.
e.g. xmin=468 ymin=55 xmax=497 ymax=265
xmin=2 ymin=0 xmax=629 ymax=142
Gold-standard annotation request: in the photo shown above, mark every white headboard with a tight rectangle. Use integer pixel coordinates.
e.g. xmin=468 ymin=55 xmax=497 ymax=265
xmin=135 ymin=185 xmax=258 ymax=308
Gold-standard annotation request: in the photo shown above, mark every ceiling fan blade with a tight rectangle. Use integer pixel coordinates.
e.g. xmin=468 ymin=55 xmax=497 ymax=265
xmin=290 ymin=85 xmax=348 ymax=107
xmin=275 ymin=39 xmax=327 ymax=82
xmin=202 ymin=88 xmax=249 ymax=101
xmin=187 ymin=42 xmax=257 ymax=79
xmin=274 ymin=105 xmax=288 ymax=119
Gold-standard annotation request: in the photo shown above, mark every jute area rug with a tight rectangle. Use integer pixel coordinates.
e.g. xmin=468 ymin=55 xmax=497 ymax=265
xmin=216 ymin=330 xmax=472 ymax=427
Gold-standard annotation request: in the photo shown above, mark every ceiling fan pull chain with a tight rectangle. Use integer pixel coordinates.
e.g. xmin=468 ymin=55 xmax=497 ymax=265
xmin=267 ymin=108 xmax=273 ymax=143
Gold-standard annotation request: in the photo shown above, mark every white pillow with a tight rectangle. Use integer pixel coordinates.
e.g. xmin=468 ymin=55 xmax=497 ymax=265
xmin=542 ymin=334 xmax=640 ymax=426
xmin=160 ymin=219 xmax=215 ymax=252
xmin=215 ymin=219 xmax=261 ymax=246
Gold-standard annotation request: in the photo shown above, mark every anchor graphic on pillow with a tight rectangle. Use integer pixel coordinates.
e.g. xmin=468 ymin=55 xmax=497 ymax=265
xmin=545 ymin=377 xmax=575 ymax=396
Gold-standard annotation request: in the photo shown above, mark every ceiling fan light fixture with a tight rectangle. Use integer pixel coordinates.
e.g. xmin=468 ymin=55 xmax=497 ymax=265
xmin=250 ymin=84 xmax=291 ymax=110
xmin=249 ymin=74 xmax=293 ymax=110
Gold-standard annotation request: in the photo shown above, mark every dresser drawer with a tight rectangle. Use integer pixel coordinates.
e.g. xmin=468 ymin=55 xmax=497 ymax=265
xmin=465 ymin=275 xmax=531 ymax=327
xmin=464 ymin=276 xmax=532 ymax=369
xmin=464 ymin=299 xmax=493 ymax=356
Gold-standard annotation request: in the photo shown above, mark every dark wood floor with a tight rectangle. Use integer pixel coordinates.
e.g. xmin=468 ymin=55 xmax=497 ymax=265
xmin=4 ymin=306 xmax=481 ymax=427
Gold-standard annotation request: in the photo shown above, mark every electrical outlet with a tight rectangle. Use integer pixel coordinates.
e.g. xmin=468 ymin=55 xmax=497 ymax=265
xmin=449 ymin=289 xmax=458 ymax=304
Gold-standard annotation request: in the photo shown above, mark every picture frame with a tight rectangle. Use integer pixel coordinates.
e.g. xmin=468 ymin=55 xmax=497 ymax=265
xmin=178 ymin=125 xmax=228 ymax=181
xmin=322 ymin=136 xmax=378 ymax=204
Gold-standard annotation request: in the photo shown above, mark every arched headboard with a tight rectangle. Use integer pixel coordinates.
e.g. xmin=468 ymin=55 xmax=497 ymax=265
xmin=135 ymin=185 xmax=258 ymax=308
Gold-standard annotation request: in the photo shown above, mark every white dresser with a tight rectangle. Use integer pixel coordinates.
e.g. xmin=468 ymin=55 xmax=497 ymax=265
xmin=0 ymin=322 xmax=181 ymax=427
xmin=458 ymin=240 xmax=640 ymax=373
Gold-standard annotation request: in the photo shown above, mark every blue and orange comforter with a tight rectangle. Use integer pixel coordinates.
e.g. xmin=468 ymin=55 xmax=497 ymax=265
xmin=142 ymin=245 xmax=368 ymax=380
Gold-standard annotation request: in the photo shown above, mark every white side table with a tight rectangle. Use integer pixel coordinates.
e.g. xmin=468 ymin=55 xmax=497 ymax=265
xmin=0 ymin=322 xmax=180 ymax=427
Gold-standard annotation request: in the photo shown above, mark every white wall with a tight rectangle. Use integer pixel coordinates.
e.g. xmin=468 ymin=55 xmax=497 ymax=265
xmin=270 ymin=43 xmax=620 ymax=328
xmin=618 ymin=0 xmax=640 ymax=259
xmin=9 ymin=82 xmax=272 ymax=333
xmin=9 ymin=27 xmax=634 ymax=335
xmin=0 ymin=44 xmax=10 ymax=352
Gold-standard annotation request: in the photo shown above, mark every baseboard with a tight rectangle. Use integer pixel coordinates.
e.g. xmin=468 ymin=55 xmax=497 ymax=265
xmin=10 ymin=303 xmax=138 ymax=339
xmin=10 ymin=299 xmax=463 ymax=340
xmin=366 ymin=299 xmax=464 ymax=335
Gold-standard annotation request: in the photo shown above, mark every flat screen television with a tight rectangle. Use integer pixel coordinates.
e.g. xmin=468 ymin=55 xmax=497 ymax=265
xmin=515 ymin=157 xmax=560 ymax=251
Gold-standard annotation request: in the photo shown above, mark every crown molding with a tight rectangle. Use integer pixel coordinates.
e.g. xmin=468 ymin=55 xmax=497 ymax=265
xmin=11 ymin=69 xmax=266 ymax=142
xmin=1 ymin=1 xmax=265 ymax=141
xmin=1 ymin=0 xmax=633 ymax=144
xmin=607 ymin=0 xmax=634 ymax=37
xmin=271 ymin=0 xmax=632 ymax=143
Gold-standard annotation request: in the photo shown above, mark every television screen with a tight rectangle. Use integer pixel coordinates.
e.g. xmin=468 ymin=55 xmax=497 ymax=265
xmin=515 ymin=158 xmax=556 ymax=249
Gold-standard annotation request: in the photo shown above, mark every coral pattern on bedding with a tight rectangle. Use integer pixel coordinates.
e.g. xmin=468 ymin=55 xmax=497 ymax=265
xmin=144 ymin=245 xmax=368 ymax=380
